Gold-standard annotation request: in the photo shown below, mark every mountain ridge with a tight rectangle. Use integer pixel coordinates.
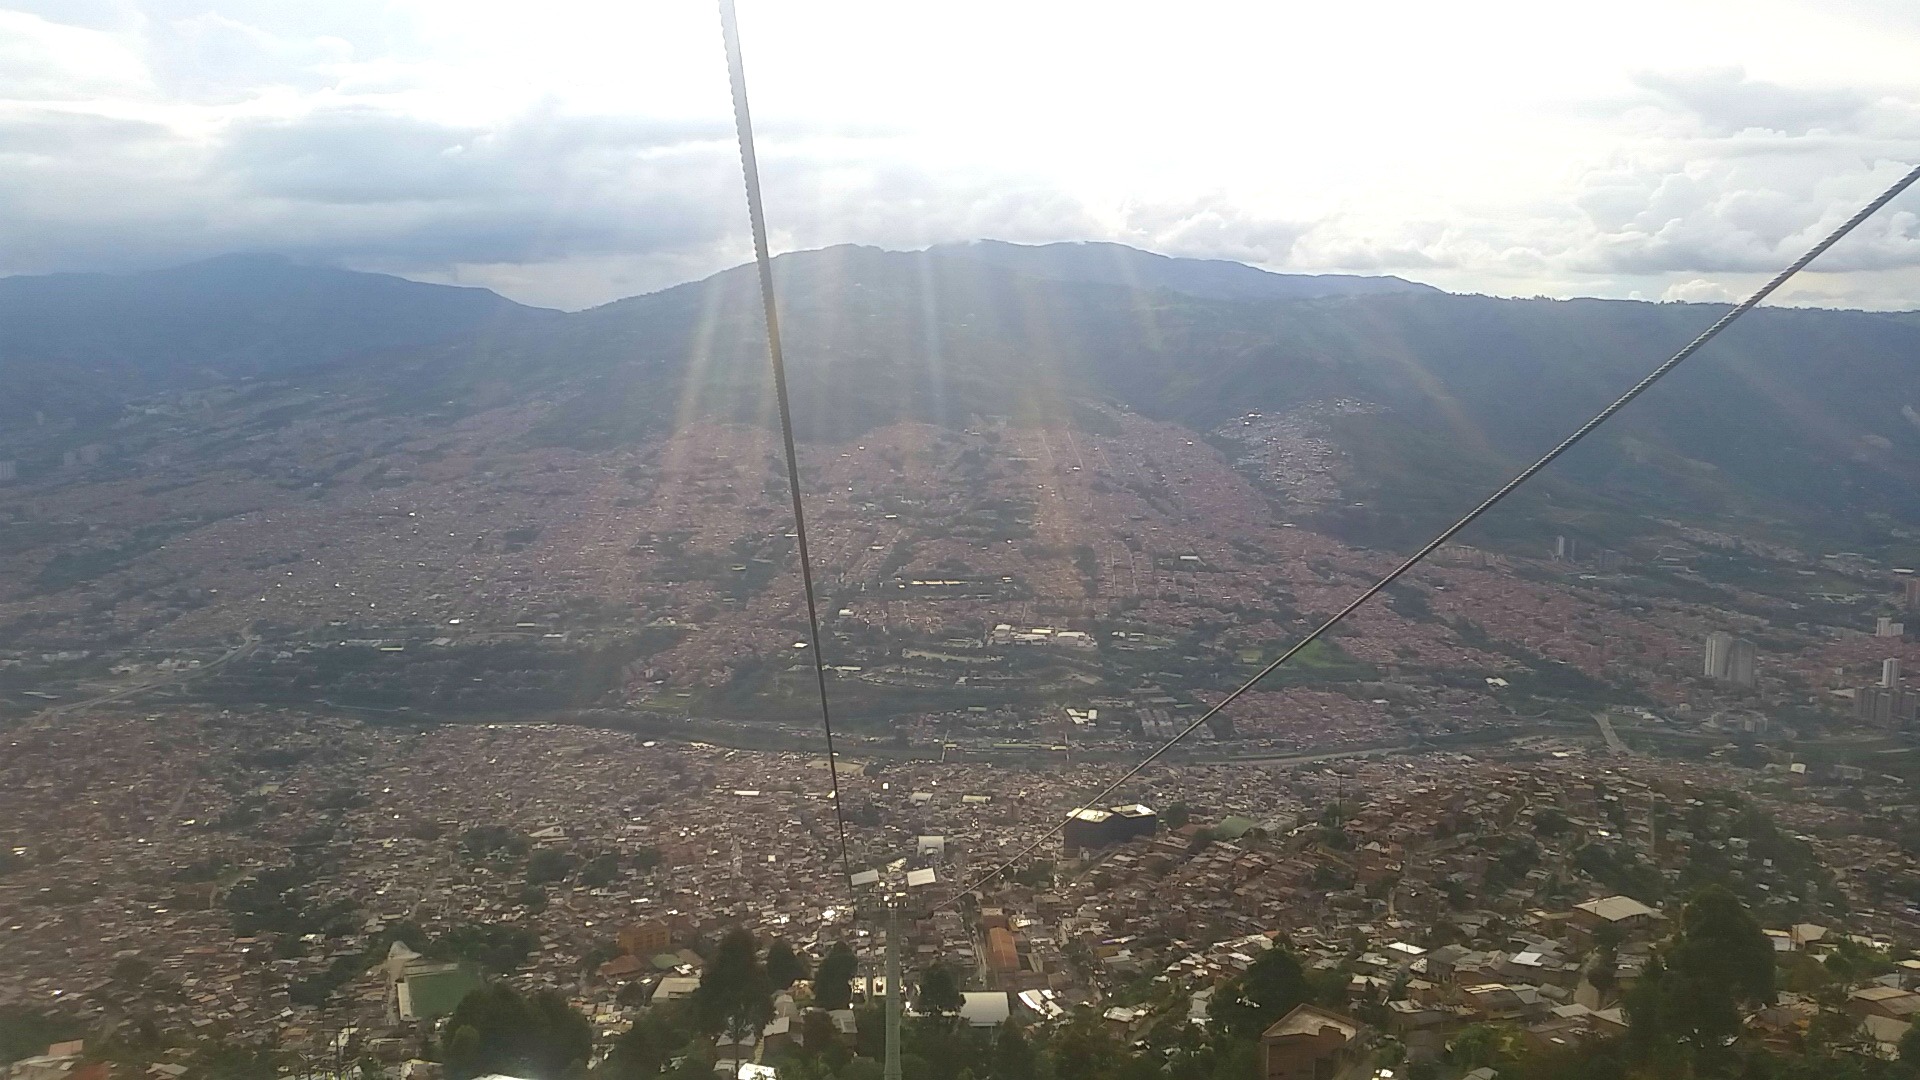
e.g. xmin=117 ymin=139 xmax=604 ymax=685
xmin=3 ymin=242 xmax=1916 ymax=555
xmin=483 ymin=244 xmax=1920 ymax=550
xmin=922 ymin=238 xmax=1439 ymax=301
xmin=0 ymin=255 xmax=554 ymax=418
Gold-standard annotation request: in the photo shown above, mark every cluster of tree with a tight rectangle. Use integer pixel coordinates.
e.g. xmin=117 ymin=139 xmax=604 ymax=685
xmin=225 ymin=860 xmax=357 ymax=938
xmin=0 ymin=1007 xmax=86 ymax=1066
xmin=444 ymin=983 xmax=593 ymax=1080
xmin=271 ymin=884 xmax=1920 ymax=1080
xmin=1208 ymin=946 xmax=1347 ymax=1044
xmin=1421 ymin=885 xmax=1920 ymax=1080
xmin=1573 ymin=842 xmax=1666 ymax=904
xmin=461 ymin=824 xmax=532 ymax=861
xmin=433 ymin=923 xmax=541 ymax=974
xmin=287 ymin=920 xmax=536 ymax=1009
xmin=694 ymin=929 xmax=779 ymax=1071
xmin=197 ymin=632 xmax=682 ymax=715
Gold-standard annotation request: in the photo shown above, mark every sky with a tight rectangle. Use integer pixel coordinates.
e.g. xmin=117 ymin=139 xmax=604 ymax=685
xmin=3 ymin=0 xmax=1919 ymax=311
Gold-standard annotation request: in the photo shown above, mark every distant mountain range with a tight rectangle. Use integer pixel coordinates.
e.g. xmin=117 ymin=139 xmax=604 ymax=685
xmin=923 ymin=239 xmax=1438 ymax=300
xmin=0 ymin=253 xmax=549 ymax=417
xmin=3 ymin=242 xmax=1917 ymax=553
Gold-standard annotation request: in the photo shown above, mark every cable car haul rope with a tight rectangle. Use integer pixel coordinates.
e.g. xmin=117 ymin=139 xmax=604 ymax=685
xmin=715 ymin=0 xmax=1920 ymax=905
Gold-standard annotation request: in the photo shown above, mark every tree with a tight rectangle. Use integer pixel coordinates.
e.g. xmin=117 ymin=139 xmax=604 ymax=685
xmin=1205 ymin=1039 xmax=1257 ymax=1080
xmin=1824 ymin=950 xmax=1858 ymax=984
xmin=578 ymin=852 xmax=621 ymax=890
xmin=662 ymin=1042 xmax=714 ymax=1080
xmin=993 ymin=1022 xmax=1036 ymax=1080
xmin=526 ymin=848 xmax=576 ymax=886
xmin=442 ymin=983 xmax=592 ymax=1080
xmin=433 ymin=923 xmax=539 ymax=973
xmin=917 ymin=961 xmax=965 ymax=1026
xmin=1533 ymin=807 xmax=1570 ymax=837
xmin=0 ymin=1007 xmax=87 ymax=1067
xmin=1050 ymin=1014 xmax=1124 ymax=1080
xmin=1622 ymin=954 xmax=1680 ymax=1070
xmin=1447 ymin=1024 xmax=1521 ymax=1073
xmin=1210 ymin=946 xmax=1310 ymax=1041
xmin=1587 ymin=946 xmax=1619 ymax=1000
xmin=801 ymin=1010 xmax=844 ymax=1064
xmin=1163 ymin=802 xmax=1192 ymax=831
xmin=1900 ymin=1022 xmax=1920 ymax=1067
xmin=596 ymin=1014 xmax=666 ymax=1079
xmin=766 ymin=939 xmax=808 ymax=991
xmin=694 ymin=929 xmax=774 ymax=1075
xmin=1664 ymin=884 xmax=1776 ymax=1049
xmin=1621 ymin=886 xmax=1778 ymax=1074
xmin=814 ymin=941 xmax=858 ymax=1011
xmin=1588 ymin=922 xmax=1623 ymax=1000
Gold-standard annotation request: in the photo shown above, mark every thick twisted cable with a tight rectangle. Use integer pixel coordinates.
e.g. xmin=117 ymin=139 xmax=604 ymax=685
xmin=949 ymin=161 xmax=1920 ymax=905
xmin=719 ymin=0 xmax=856 ymax=893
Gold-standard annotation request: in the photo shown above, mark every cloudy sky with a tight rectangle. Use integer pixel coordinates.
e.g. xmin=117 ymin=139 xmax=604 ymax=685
xmin=4 ymin=0 xmax=1919 ymax=310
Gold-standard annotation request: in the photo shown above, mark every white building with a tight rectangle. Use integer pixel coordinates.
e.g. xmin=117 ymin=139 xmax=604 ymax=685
xmin=1704 ymin=631 xmax=1756 ymax=689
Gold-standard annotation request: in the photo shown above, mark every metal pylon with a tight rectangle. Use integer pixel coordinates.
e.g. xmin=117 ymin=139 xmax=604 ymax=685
xmin=884 ymin=902 xmax=903 ymax=1080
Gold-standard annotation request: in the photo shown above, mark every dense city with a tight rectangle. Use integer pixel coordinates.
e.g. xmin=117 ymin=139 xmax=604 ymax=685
xmin=4 ymin=394 xmax=1920 ymax=1080
xmin=7 ymin=704 xmax=1920 ymax=1080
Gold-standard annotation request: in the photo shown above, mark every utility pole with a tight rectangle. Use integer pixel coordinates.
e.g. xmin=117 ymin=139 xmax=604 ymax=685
xmin=884 ymin=901 xmax=903 ymax=1080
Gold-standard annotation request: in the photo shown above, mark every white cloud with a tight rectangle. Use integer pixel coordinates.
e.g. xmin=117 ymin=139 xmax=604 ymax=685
xmin=1632 ymin=67 xmax=1871 ymax=136
xmin=0 ymin=9 xmax=149 ymax=98
xmin=1661 ymin=278 xmax=1741 ymax=303
xmin=1 ymin=0 xmax=1918 ymax=309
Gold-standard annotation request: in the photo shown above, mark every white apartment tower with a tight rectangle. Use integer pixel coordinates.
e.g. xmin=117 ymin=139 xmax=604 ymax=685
xmin=1705 ymin=631 xmax=1757 ymax=689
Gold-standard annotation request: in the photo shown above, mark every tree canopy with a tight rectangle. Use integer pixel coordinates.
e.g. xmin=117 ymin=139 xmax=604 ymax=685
xmin=694 ymin=928 xmax=775 ymax=1066
xmin=814 ymin=941 xmax=858 ymax=1012
xmin=1208 ymin=945 xmax=1310 ymax=1042
xmin=442 ymin=983 xmax=591 ymax=1080
xmin=766 ymin=938 xmax=809 ymax=991
xmin=917 ymin=961 xmax=965 ymax=1022
xmin=1665 ymin=884 xmax=1778 ymax=1048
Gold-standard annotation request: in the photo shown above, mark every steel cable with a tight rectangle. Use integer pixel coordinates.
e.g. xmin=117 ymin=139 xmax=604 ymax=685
xmin=718 ymin=0 xmax=857 ymax=893
xmin=948 ymin=161 xmax=1920 ymax=905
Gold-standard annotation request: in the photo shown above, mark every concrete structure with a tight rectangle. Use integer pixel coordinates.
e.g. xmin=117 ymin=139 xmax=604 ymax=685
xmin=1063 ymin=803 xmax=1159 ymax=854
xmin=59 ymin=445 xmax=102 ymax=470
xmin=652 ymin=976 xmax=702 ymax=1003
xmin=1727 ymin=637 xmax=1757 ymax=689
xmin=1705 ymin=632 xmax=1732 ymax=679
xmin=1887 ymin=658 xmax=1903 ymax=689
xmin=618 ymin=919 xmax=672 ymax=957
xmin=958 ymin=991 xmax=1013 ymax=1028
xmin=1878 ymin=618 xmax=1907 ymax=639
xmin=984 ymin=926 xmax=1019 ymax=974
xmin=0 ymin=460 xmax=15 ymax=483
xmin=1704 ymin=632 xmax=1756 ymax=689
xmin=1110 ymin=804 xmax=1160 ymax=844
xmin=1062 ymin=808 xmax=1114 ymax=854
xmin=1856 ymin=686 xmax=1919 ymax=728
xmin=1846 ymin=985 xmax=1920 ymax=1021
xmin=390 ymin=961 xmax=482 ymax=1023
xmin=1258 ymin=1004 xmax=1363 ymax=1080
xmin=1571 ymin=895 xmax=1659 ymax=935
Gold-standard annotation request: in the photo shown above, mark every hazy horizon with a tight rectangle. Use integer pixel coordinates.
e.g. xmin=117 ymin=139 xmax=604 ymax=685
xmin=13 ymin=237 xmax=1920 ymax=318
xmin=3 ymin=1 xmax=1919 ymax=310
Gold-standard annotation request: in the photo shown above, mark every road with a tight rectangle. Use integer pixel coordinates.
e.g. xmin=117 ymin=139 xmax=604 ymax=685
xmin=1594 ymin=712 xmax=1630 ymax=754
xmin=26 ymin=631 xmax=260 ymax=727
